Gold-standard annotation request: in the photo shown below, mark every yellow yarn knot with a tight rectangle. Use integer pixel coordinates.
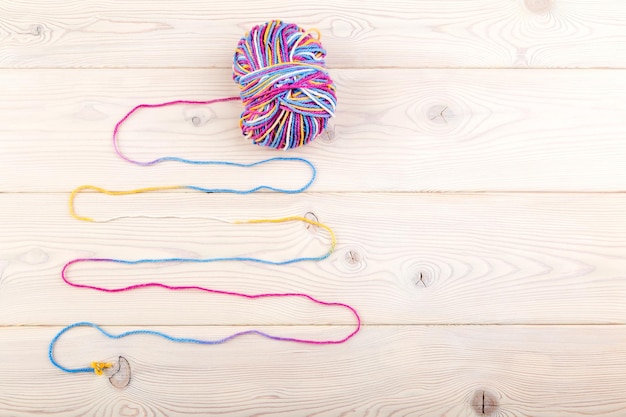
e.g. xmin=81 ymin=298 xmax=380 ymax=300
xmin=91 ymin=361 xmax=113 ymax=376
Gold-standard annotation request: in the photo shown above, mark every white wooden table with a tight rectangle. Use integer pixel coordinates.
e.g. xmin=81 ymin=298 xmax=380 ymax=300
xmin=2 ymin=1 xmax=626 ymax=415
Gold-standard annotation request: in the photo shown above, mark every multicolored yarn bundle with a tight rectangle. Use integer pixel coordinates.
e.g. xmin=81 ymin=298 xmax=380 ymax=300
xmin=233 ymin=20 xmax=336 ymax=149
xmin=49 ymin=21 xmax=358 ymax=379
xmin=108 ymin=20 xmax=336 ymax=152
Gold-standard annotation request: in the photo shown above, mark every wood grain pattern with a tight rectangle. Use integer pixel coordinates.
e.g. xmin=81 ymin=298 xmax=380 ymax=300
xmin=3 ymin=0 xmax=626 ymax=68
xmin=3 ymin=68 xmax=626 ymax=192
xmin=4 ymin=1 xmax=626 ymax=415
xmin=3 ymin=192 xmax=626 ymax=326
xmin=2 ymin=325 xmax=626 ymax=416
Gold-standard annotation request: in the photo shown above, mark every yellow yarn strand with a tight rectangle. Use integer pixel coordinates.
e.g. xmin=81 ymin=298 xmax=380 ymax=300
xmin=235 ymin=216 xmax=336 ymax=253
xmin=69 ymin=185 xmax=336 ymax=254
xmin=70 ymin=184 xmax=185 ymax=222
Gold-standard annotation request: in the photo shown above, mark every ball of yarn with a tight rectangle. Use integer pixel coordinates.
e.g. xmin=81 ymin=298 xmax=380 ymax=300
xmin=233 ymin=20 xmax=337 ymax=149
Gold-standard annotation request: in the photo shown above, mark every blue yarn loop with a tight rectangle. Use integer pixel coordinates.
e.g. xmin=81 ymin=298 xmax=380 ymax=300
xmin=49 ymin=322 xmax=302 ymax=374
xmin=141 ymin=156 xmax=317 ymax=194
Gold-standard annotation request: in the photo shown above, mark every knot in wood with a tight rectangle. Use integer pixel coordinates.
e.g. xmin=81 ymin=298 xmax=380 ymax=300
xmin=345 ymin=249 xmax=361 ymax=265
xmin=427 ymin=104 xmax=453 ymax=125
xmin=412 ymin=270 xmax=433 ymax=288
xmin=524 ymin=0 xmax=553 ymax=13
xmin=31 ymin=24 xmax=44 ymax=36
xmin=304 ymin=211 xmax=320 ymax=233
xmin=184 ymin=107 xmax=213 ymax=127
xmin=471 ymin=390 xmax=499 ymax=416
xmin=335 ymin=246 xmax=368 ymax=273
xmin=319 ymin=123 xmax=336 ymax=143
xmin=107 ymin=356 xmax=131 ymax=389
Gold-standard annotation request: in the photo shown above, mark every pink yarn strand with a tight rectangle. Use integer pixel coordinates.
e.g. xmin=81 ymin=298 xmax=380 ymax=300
xmin=113 ymin=97 xmax=240 ymax=166
xmin=62 ymin=258 xmax=361 ymax=345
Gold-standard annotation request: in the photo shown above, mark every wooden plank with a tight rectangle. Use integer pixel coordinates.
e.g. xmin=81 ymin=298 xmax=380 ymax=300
xmin=3 ymin=0 xmax=626 ymax=68
xmin=3 ymin=192 xmax=626 ymax=326
xmin=2 ymin=68 xmax=626 ymax=192
xmin=2 ymin=325 xmax=626 ymax=416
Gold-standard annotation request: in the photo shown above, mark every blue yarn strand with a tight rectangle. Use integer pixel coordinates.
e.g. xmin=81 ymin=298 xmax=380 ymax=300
xmin=94 ymin=249 xmax=331 ymax=267
xmin=142 ymin=156 xmax=316 ymax=194
xmin=49 ymin=322 xmax=294 ymax=374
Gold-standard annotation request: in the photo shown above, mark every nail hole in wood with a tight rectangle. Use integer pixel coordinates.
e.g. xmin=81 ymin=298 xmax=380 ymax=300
xmin=471 ymin=390 xmax=499 ymax=416
xmin=191 ymin=116 xmax=202 ymax=126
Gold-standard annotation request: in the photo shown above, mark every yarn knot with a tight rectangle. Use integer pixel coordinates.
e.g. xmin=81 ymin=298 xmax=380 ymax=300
xmin=91 ymin=361 xmax=112 ymax=376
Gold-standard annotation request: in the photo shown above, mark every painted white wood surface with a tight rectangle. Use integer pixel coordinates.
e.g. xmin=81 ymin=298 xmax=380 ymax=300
xmin=3 ymin=68 xmax=626 ymax=192
xmin=3 ymin=193 xmax=626 ymax=326
xmin=3 ymin=0 xmax=626 ymax=68
xmin=3 ymin=326 xmax=626 ymax=417
xmin=2 ymin=0 xmax=626 ymax=416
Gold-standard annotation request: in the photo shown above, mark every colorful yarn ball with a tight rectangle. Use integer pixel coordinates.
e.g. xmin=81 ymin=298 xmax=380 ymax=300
xmin=233 ymin=20 xmax=337 ymax=149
